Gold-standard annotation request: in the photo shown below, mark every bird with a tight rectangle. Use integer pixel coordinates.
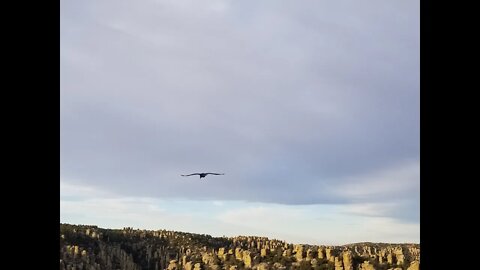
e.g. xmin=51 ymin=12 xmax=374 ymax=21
xmin=181 ymin=172 xmax=225 ymax=179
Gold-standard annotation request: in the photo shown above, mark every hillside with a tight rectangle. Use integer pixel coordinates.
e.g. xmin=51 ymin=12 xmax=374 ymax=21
xmin=60 ymin=223 xmax=420 ymax=270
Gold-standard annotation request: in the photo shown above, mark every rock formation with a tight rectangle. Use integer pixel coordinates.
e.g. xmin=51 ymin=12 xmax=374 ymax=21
xmin=59 ymin=223 xmax=420 ymax=270
xmin=342 ymin=250 xmax=353 ymax=270
xmin=407 ymin=260 xmax=420 ymax=270
xmin=243 ymin=250 xmax=252 ymax=268
xmin=360 ymin=261 xmax=375 ymax=270
xmin=326 ymin=247 xmax=333 ymax=260
xmin=295 ymin=245 xmax=304 ymax=261
xmin=318 ymin=247 xmax=325 ymax=259
xmin=334 ymin=256 xmax=344 ymax=270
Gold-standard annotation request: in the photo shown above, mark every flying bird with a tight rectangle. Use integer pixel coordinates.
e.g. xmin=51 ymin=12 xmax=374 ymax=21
xmin=181 ymin=173 xmax=225 ymax=179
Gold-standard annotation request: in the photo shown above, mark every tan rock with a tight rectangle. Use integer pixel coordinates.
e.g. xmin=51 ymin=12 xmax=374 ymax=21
xmin=360 ymin=261 xmax=375 ymax=270
xmin=261 ymin=248 xmax=268 ymax=258
xmin=318 ymin=247 xmax=325 ymax=259
xmin=295 ymin=245 xmax=304 ymax=261
xmin=328 ymin=253 xmax=335 ymax=263
xmin=202 ymin=253 xmax=215 ymax=265
xmin=396 ymin=254 xmax=404 ymax=265
xmin=342 ymin=251 xmax=353 ymax=270
xmin=184 ymin=261 xmax=193 ymax=270
xmin=235 ymin=248 xmax=243 ymax=260
xmin=326 ymin=248 xmax=332 ymax=260
xmin=272 ymin=262 xmax=287 ymax=270
xmin=167 ymin=260 xmax=179 ymax=270
xmin=387 ymin=253 xmax=393 ymax=264
xmin=243 ymin=250 xmax=252 ymax=268
xmin=182 ymin=256 xmax=187 ymax=266
xmin=407 ymin=260 xmax=420 ymax=270
xmin=334 ymin=256 xmax=343 ymax=270
xmin=256 ymin=262 xmax=270 ymax=270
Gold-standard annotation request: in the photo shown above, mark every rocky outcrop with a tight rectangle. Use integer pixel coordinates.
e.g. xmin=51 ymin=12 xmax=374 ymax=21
xmin=295 ymin=245 xmax=304 ymax=261
xmin=342 ymin=250 xmax=353 ymax=270
xmin=167 ymin=259 xmax=179 ymax=270
xmin=318 ymin=247 xmax=325 ymax=259
xmin=407 ymin=260 xmax=420 ymax=270
xmin=387 ymin=253 xmax=393 ymax=264
xmin=394 ymin=248 xmax=405 ymax=265
xmin=326 ymin=247 xmax=333 ymax=260
xmin=235 ymin=248 xmax=243 ymax=260
xmin=360 ymin=261 xmax=375 ymax=270
xmin=243 ymin=250 xmax=252 ymax=268
xmin=272 ymin=262 xmax=287 ymax=270
xmin=60 ymin=224 xmax=419 ymax=270
xmin=334 ymin=256 xmax=344 ymax=270
xmin=184 ymin=261 xmax=193 ymax=270
xmin=261 ymin=248 xmax=268 ymax=258
xmin=256 ymin=262 xmax=270 ymax=270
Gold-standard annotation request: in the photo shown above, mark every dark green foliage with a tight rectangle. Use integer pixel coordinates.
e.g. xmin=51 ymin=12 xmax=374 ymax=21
xmin=373 ymin=263 xmax=392 ymax=270
xmin=352 ymin=255 xmax=368 ymax=266
xmin=294 ymin=260 xmax=313 ymax=270
xmin=314 ymin=262 xmax=335 ymax=270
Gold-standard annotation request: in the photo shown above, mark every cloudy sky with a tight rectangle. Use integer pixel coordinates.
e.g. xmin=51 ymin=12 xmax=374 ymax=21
xmin=60 ymin=0 xmax=419 ymax=245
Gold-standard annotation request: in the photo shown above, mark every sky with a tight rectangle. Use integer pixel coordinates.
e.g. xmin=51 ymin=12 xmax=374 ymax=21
xmin=60 ymin=0 xmax=419 ymax=245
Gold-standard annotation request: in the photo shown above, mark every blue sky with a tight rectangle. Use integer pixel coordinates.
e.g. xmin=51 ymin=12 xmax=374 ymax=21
xmin=60 ymin=0 xmax=419 ymax=245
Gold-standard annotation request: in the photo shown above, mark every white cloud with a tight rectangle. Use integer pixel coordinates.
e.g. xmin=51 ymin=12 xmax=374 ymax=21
xmin=341 ymin=202 xmax=398 ymax=217
xmin=351 ymin=216 xmax=419 ymax=244
xmin=61 ymin=180 xmax=419 ymax=245
xmin=212 ymin=200 xmax=225 ymax=206
xmin=216 ymin=203 xmax=419 ymax=245
xmin=61 ymin=179 xmax=114 ymax=199
xmin=219 ymin=206 xmax=304 ymax=225
xmin=332 ymin=159 xmax=419 ymax=200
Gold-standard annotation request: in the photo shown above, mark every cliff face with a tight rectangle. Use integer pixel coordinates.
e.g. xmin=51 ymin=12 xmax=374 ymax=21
xmin=60 ymin=224 xmax=420 ymax=270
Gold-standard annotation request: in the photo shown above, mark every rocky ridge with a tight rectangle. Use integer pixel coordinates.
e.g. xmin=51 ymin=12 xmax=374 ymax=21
xmin=60 ymin=224 xmax=420 ymax=270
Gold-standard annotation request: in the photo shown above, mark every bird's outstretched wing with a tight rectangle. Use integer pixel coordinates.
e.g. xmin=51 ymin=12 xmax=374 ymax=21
xmin=206 ymin=173 xmax=225 ymax=175
xmin=181 ymin=173 xmax=201 ymax=177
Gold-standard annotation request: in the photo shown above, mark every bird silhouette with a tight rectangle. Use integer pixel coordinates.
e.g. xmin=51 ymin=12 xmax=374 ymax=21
xmin=181 ymin=173 xmax=225 ymax=179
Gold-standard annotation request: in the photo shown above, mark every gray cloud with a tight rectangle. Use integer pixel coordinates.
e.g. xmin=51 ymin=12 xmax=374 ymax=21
xmin=61 ymin=0 xmax=419 ymax=222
